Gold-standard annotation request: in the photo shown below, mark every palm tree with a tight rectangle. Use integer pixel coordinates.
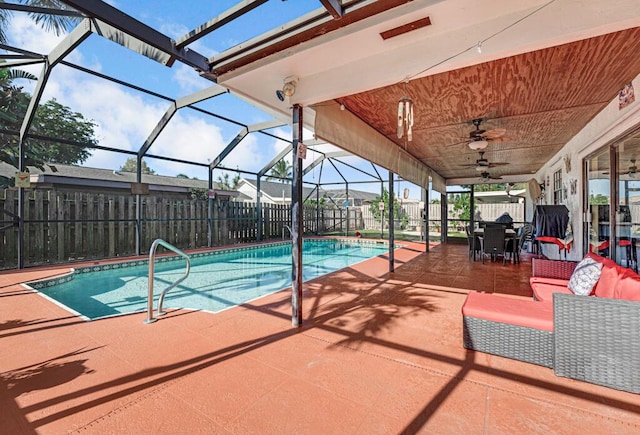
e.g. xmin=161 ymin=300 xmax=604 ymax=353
xmin=266 ymin=159 xmax=292 ymax=183
xmin=0 ymin=1 xmax=80 ymax=44
xmin=216 ymin=172 xmax=240 ymax=190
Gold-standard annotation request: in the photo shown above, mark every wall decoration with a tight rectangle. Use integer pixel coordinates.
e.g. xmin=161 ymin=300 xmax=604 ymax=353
xmin=619 ymin=82 xmax=635 ymax=110
xmin=563 ymin=154 xmax=572 ymax=173
xmin=570 ymin=179 xmax=578 ymax=195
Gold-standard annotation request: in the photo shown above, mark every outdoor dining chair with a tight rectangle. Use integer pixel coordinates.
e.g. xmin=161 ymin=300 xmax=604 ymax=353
xmin=481 ymin=227 xmax=507 ymax=264
xmin=465 ymin=225 xmax=481 ymax=260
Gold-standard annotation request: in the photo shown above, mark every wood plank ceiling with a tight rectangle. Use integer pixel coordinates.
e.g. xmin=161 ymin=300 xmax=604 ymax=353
xmin=337 ymin=27 xmax=640 ymax=181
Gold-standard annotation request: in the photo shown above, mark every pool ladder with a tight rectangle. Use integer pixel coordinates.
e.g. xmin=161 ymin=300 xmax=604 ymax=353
xmin=144 ymin=239 xmax=191 ymax=324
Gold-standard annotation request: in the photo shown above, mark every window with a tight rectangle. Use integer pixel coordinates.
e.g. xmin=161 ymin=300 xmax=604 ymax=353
xmin=553 ymin=169 xmax=562 ymax=204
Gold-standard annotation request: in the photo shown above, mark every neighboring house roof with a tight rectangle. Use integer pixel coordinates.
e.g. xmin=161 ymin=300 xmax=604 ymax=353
xmin=241 ymin=178 xmax=320 ymax=200
xmin=323 ymin=188 xmax=379 ymax=204
xmin=0 ymin=162 xmax=245 ymax=198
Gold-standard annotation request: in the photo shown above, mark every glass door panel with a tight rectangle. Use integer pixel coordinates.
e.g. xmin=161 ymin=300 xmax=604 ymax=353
xmin=615 ymin=135 xmax=640 ymax=270
xmin=446 ymin=190 xmax=471 ymax=240
xmin=585 ymin=150 xmax=611 ymax=258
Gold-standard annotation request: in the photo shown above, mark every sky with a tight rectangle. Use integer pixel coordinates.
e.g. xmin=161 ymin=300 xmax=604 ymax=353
xmin=6 ymin=0 xmax=424 ymax=199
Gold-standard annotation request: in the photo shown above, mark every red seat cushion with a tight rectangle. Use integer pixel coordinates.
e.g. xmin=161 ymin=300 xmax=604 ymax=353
xmin=529 ymin=276 xmax=569 ymax=287
xmin=591 ymin=257 xmax=620 ymax=298
xmin=530 ymin=281 xmax=572 ymax=302
xmin=614 ymin=269 xmax=640 ymax=301
xmin=462 ymin=292 xmax=554 ymax=332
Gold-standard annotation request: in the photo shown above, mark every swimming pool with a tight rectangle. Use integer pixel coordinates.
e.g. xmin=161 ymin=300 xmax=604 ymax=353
xmin=28 ymin=239 xmax=390 ymax=320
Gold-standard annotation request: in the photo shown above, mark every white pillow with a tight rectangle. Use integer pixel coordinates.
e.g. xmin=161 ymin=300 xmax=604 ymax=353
xmin=567 ymin=256 xmax=603 ymax=295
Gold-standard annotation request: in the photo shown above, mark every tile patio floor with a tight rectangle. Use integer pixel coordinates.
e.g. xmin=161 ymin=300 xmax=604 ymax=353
xmin=1 ymin=241 xmax=639 ymax=434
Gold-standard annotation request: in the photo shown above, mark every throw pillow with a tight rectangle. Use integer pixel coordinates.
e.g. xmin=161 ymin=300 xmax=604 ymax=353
xmin=567 ymin=256 xmax=603 ymax=296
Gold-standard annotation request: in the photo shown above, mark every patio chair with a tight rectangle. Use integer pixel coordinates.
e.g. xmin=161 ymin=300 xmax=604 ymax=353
xmin=465 ymin=225 xmax=481 ymax=260
xmin=519 ymin=223 xmax=534 ymax=253
xmin=481 ymin=227 xmax=507 ymax=264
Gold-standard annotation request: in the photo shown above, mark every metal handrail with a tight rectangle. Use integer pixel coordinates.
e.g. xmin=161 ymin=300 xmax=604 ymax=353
xmin=144 ymin=239 xmax=191 ymax=324
xmin=283 ymin=224 xmax=292 ymax=239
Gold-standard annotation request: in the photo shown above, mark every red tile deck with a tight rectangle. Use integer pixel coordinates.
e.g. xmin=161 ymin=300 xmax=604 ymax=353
xmin=1 ymin=241 xmax=639 ymax=434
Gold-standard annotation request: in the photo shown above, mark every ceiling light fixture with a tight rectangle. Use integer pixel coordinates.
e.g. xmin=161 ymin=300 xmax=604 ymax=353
xmin=468 ymin=139 xmax=488 ymax=150
xmin=275 ymin=76 xmax=298 ymax=102
xmin=397 ymin=95 xmax=414 ymax=141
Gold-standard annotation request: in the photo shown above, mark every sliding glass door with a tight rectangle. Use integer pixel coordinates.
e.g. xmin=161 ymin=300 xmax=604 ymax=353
xmin=585 ymin=149 xmax=611 ymax=258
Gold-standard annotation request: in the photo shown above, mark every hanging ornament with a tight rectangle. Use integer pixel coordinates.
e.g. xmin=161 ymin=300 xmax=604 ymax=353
xmin=397 ymin=95 xmax=414 ymax=142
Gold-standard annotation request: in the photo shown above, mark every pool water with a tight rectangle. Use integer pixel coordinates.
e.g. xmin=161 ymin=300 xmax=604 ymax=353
xmin=32 ymin=239 xmax=389 ymax=320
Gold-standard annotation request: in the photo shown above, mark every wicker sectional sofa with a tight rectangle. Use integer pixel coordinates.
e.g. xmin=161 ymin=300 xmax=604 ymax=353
xmin=462 ymin=253 xmax=640 ymax=394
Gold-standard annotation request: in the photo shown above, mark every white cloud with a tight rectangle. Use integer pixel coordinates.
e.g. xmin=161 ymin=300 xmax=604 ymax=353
xmin=6 ymin=15 xmax=277 ymax=177
xmin=158 ymin=22 xmax=217 ymax=57
xmin=172 ymin=63 xmax=209 ymax=94
xmin=8 ymin=14 xmax=67 ymax=55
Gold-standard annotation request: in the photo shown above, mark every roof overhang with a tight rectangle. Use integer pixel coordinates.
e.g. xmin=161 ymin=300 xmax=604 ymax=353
xmin=212 ymin=0 xmax=640 ymax=190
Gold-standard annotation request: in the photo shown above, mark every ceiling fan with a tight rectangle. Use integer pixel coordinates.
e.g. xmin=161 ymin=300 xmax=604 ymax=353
xmin=620 ymin=158 xmax=638 ymax=178
xmin=602 ymin=158 xmax=638 ymax=177
xmin=479 ymin=171 xmax=503 ymax=182
xmin=460 ymin=151 xmax=509 ymax=172
xmin=450 ymin=118 xmax=511 ymax=150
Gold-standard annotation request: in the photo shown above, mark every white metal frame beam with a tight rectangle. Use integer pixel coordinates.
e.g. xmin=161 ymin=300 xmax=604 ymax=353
xmin=19 ymin=20 xmax=92 ymax=141
xmin=210 ymin=120 xmax=286 ymax=170
xmin=258 ymin=145 xmax=292 ymax=178
xmin=175 ymin=0 xmax=268 ymax=48
xmin=319 ymin=0 xmax=343 ymax=19
xmin=59 ymin=0 xmax=210 ymax=70
xmin=138 ymin=86 xmax=229 ymax=158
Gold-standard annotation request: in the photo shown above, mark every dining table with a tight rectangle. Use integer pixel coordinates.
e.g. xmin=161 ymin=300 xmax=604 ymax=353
xmin=473 ymin=228 xmax=519 ymax=263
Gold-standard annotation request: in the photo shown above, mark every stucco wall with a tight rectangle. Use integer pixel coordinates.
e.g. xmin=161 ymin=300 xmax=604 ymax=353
xmin=535 ymin=74 xmax=640 ymax=260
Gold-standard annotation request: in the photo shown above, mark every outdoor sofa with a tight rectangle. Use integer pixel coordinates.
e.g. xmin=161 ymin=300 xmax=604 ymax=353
xmin=462 ymin=253 xmax=640 ymax=394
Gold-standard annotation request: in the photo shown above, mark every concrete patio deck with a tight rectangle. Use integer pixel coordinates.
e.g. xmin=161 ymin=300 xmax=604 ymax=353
xmin=1 ymin=242 xmax=639 ymax=434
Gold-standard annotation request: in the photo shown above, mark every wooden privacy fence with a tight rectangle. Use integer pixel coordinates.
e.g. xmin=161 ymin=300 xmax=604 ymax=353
xmin=361 ymin=203 xmax=526 ymax=231
xmin=0 ymin=190 xmax=335 ymax=269
xmin=0 ymin=188 xmax=534 ymax=269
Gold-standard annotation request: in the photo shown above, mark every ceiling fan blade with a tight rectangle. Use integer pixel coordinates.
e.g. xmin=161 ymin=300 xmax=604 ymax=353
xmin=487 ymin=162 xmax=509 ymax=167
xmin=487 ymin=135 xmax=514 ymax=143
xmin=446 ymin=139 xmax=468 ymax=147
xmin=483 ymin=128 xmax=506 ymax=139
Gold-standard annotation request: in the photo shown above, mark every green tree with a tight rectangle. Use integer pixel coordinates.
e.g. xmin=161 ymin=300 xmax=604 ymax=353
xmin=176 ymin=173 xmax=209 ymax=200
xmin=0 ymin=70 xmax=98 ymax=186
xmin=368 ymin=188 xmax=408 ymax=229
xmin=266 ymin=159 xmax=292 ymax=182
xmin=472 ymin=182 xmax=506 ymax=192
xmin=305 ymin=193 xmax=327 ymax=207
xmin=450 ymin=193 xmax=471 ymax=221
xmin=0 ymin=1 xmax=80 ymax=44
xmin=589 ymin=193 xmax=608 ymax=205
xmin=119 ymin=157 xmax=156 ymax=175
xmin=30 ymin=98 xmax=93 ymax=163
xmin=216 ymin=172 xmax=240 ymax=190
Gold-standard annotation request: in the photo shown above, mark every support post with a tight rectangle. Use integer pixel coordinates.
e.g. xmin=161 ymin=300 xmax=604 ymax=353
xmin=441 ymin=194 xmax=448 ymax=244
xmin=17 ymin=139 xmax=25 ymax=269
xmin=345 ymin=182 xmax=349 ymax=237
xmin=423 ymin=186 xmax=430 ymax=252
xmin=470 ymin=186 xmax=475 ymax=231
xmin=316 ymin=183 xmax=320 ymax=235
xmin=257 ymin=176 xmax=262 ymax=241
xmin=388 ymin=171 xmax=395 ymax=273
xmin=291 ymin=104 xmax=303 ymax=327
xmin=208 ymin=169 xmax=213 ymax=247
xmin=135 ymin=155 xmax=142 ymax=255
xmin=380 ymin=182 xmax=384 ymax=239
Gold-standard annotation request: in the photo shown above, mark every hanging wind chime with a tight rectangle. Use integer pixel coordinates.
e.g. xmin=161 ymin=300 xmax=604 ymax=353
xmin=397 ymin=92 xmax=414 ymax=143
